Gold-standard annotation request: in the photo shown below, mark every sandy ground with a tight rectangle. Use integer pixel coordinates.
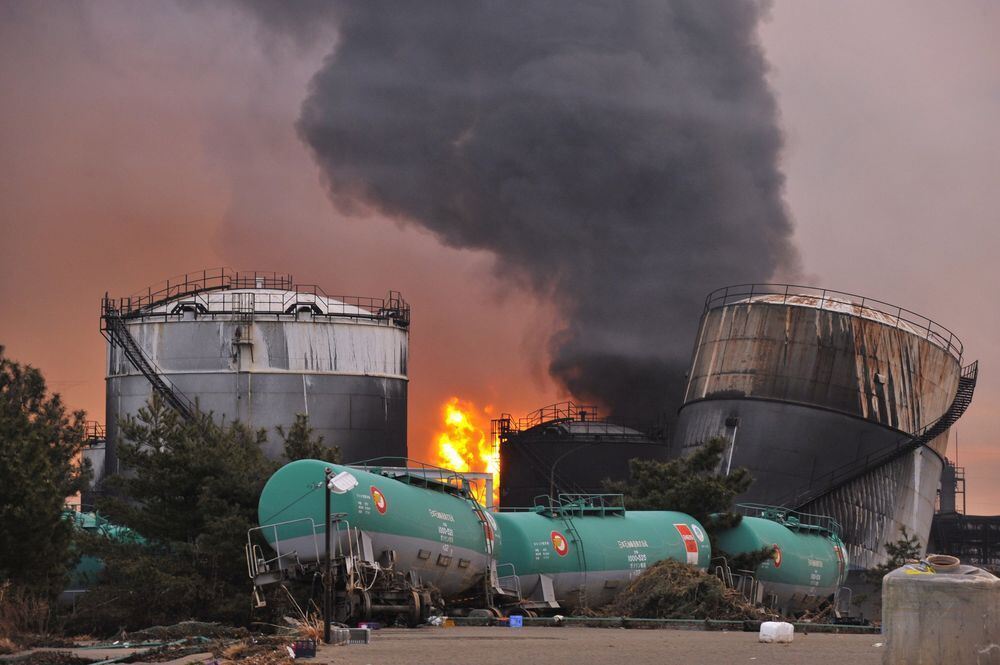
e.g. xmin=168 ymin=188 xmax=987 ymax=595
xmin=316 ymin=626 xmax=885 ymax=665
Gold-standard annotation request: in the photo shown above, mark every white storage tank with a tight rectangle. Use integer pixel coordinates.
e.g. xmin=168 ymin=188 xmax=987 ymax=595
xmin=102 ymin=269 xmax=409 ymax=468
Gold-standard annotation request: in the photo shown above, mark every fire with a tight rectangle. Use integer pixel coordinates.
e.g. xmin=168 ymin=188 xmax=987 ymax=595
xmin=434 ymin=397 xmax=500 ymax=506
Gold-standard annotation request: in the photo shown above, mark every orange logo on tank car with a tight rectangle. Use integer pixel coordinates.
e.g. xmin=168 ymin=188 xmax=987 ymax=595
xmin=370 ymin=486 xmax=388 ymax=514
xmin=551 ymin=530 xmax=569 ymax=556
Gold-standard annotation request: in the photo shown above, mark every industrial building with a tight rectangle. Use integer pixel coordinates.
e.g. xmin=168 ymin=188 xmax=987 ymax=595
xmin=929 ymin=457 xmax=1000 ymax=571
xmin=673 ymin=284 xmax=977 ymax=570
xmin=99 ymin=268 xmax=409 ymax=474
xmin=494 ymin=402 xmax=669 ymax=507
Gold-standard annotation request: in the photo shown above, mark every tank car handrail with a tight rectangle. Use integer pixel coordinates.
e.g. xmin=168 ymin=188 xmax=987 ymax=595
xmin=528 ymin=492 xmax=627 ymax=517
xmin=734 ymin=502 xmax=843 ymax=539
xmin=704 ymin=283 xmax=963 ymax=362
xmin=247 ymin=517 xmax=322 ymax=578
xmin=347 ymin=457 xmax=483 ymax=502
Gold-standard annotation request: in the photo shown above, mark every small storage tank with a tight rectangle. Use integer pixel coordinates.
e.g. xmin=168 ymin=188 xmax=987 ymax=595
xmin=883 ymin=557 xmax=1000 ymax=665
xmin=497 ymin=403 xmax=669 ymax=508
xmin=102 ymin=269 xmax=409 ymax=467
xmin=494 ymin=501 xmax=711 ymax=609
xmin=714 ymin=505 xmax=849 ymax=614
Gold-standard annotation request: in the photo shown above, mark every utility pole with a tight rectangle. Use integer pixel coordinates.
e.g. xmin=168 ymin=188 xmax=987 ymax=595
xmin=323 ymin=467 xmax=332 ymax=644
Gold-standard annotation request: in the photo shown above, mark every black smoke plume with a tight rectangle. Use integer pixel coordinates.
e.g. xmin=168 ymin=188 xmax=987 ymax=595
xmin=291 ymin=1 xmax=798 ymax=420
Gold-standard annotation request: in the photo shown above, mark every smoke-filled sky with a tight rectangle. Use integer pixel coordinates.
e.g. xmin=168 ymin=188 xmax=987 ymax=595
xmin=1 ymin=2 xmax=998 ymax=510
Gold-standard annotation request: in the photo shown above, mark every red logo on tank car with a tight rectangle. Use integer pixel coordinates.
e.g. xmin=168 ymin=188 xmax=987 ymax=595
xmin=551 ymin=530 xmax=569 ymax=556
xmin=673 ymin=523 xmax=700 ymax=564
xmin=771 ymin=543 xmax=782 ymax=568
xmin=370 ymin=486 xmax=388 ymax=514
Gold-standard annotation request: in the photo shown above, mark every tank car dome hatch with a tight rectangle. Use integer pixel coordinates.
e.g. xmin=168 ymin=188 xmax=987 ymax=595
xmin=100 ymin=268 xmax=410 ymax=471
xmin=675 ymin=283 xmax=977 ymax=571
xmin=496 ymin=402 xmax=669 ymax=508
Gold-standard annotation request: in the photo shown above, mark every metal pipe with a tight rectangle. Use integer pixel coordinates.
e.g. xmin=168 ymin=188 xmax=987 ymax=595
xmin=724 ymin=417 xmax=740 ymax=476
xmin=323 ymin=467 xmax=332 ymax=644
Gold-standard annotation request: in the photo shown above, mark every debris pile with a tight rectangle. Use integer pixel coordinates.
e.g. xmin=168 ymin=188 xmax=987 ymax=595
xmin=606 ymin=560 xmax=779 ymax=621
xmin=125 ymin=622 xmax=250 ymax=642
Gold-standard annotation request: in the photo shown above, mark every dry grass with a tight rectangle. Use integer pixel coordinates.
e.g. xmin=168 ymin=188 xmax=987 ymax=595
xmin=221 ymin=643 xmax=250 ymax=660
xmin=0 ymin=636 xmax=18 ymax=654
xmin=0 ymin=582 xmax=55 ymax=647
xmin=291 ymin=612 xmax=323 ymax=642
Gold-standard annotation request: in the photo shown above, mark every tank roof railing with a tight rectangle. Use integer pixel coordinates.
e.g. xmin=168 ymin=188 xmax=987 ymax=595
xmin=83 ymin=420 xmax=105 ymax=442
xmin=103 ymin=267 xmax=409 ymax=327
xmin=493 ymin=401 xmax=667 ymax=442
xmin=705 ymin=283 xmax=963 ymax=362
xmin=519 ymin=401 xmax=602 ymax=430
xmin=735 ymin=502 xmax=843 ymax=539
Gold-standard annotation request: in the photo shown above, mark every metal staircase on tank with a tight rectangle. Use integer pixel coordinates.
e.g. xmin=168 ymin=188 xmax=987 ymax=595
xmin=101 ymin=298 xmax=197 ymax=421
xmin=778 ymin=361 xmax=978 ymax=511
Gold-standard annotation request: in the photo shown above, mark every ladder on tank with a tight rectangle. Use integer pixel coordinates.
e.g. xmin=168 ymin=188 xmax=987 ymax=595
xmin=101 ymin=297 xmax=197 ymax=421
xmin=563 ymin=515 xmax=588 ymax=609
xmin=777 ymin=361 xmax=978 ymax=511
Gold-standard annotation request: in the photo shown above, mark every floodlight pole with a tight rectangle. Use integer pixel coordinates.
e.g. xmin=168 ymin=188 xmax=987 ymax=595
xmin=323 ymin=467 xmax=332 ymax=644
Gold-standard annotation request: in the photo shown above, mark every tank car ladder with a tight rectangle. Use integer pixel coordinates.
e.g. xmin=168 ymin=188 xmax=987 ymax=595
xmin=562 ymin=515 xmax=589 ymax=609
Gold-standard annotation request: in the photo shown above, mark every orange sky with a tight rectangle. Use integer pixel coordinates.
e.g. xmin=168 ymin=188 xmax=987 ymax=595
xmin=1 ymin=2 xmax=997 ymax=510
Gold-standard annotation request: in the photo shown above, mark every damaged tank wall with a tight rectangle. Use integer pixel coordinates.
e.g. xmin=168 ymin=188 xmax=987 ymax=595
xmin=802 ymin=446 xmax=943 ymax=569
xmin=682 ymin=295 xmax=960 ymax=439
xmin=674 ymin=290 xmax=963 ymax=568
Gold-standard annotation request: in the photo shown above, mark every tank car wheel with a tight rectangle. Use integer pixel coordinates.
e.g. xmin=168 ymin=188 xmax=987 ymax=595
xmin=349 ymin=589 xmax=371 ymax=623
xmin=487 ymin=606 xmax=503 ymax=619
xmin=407 ymin=589 xmax=423 ymax=627
xmin=419 ymin=590 xmax=433 ymax=622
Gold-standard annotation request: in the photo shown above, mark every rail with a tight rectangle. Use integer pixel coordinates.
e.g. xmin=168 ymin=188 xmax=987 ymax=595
xmin=102 ymin=267 xmax=409 ymax=327
xmin=704 ymin=283 xmax=964 ymax=362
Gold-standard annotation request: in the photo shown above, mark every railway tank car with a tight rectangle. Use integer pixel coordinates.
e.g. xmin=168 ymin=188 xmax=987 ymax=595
xmin=249 ymin=459 xmax=850 ymax=622
xmin=258 ymin=460 xmax=496 ymax=597
xmin=493 ymin=499 xmax=710 ymax=610
xmin=250 ymin=459 xmax=713 ymax=622
xmin=715 ymin=505 xmax=849 ymax=614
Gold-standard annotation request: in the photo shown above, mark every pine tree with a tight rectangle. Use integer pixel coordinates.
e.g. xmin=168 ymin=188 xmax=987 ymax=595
xmin=0 ymin=346 xmax=90 ymax=597
xmin=78 ymin=397 xmax=279 ymax=630
xmin=606 ymin=438 xmax=772 ymax=568
xmin=277 ymin=413 xmax=339 ymax=463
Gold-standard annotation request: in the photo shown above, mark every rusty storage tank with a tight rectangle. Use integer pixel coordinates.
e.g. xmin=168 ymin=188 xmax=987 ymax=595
xmin=101 ymin=269 xmax=409 ymax=468
xmin=674 ymin=284 xmax=977 ymax=570
xmin=496 ymin=402 xmax=669 ymax=508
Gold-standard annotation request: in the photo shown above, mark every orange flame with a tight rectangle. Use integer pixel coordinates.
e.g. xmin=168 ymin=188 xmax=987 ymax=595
xmin=434 ymin=397 xmax=500 ymax=506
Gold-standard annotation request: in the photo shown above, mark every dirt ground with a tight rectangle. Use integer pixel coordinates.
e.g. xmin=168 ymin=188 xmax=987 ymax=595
xmin=316 ymin=626 xmax=885 ymax=665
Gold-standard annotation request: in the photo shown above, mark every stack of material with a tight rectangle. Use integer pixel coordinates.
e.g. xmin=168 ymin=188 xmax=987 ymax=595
xmin=605 ymin=560 xmax=777 ymax=621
